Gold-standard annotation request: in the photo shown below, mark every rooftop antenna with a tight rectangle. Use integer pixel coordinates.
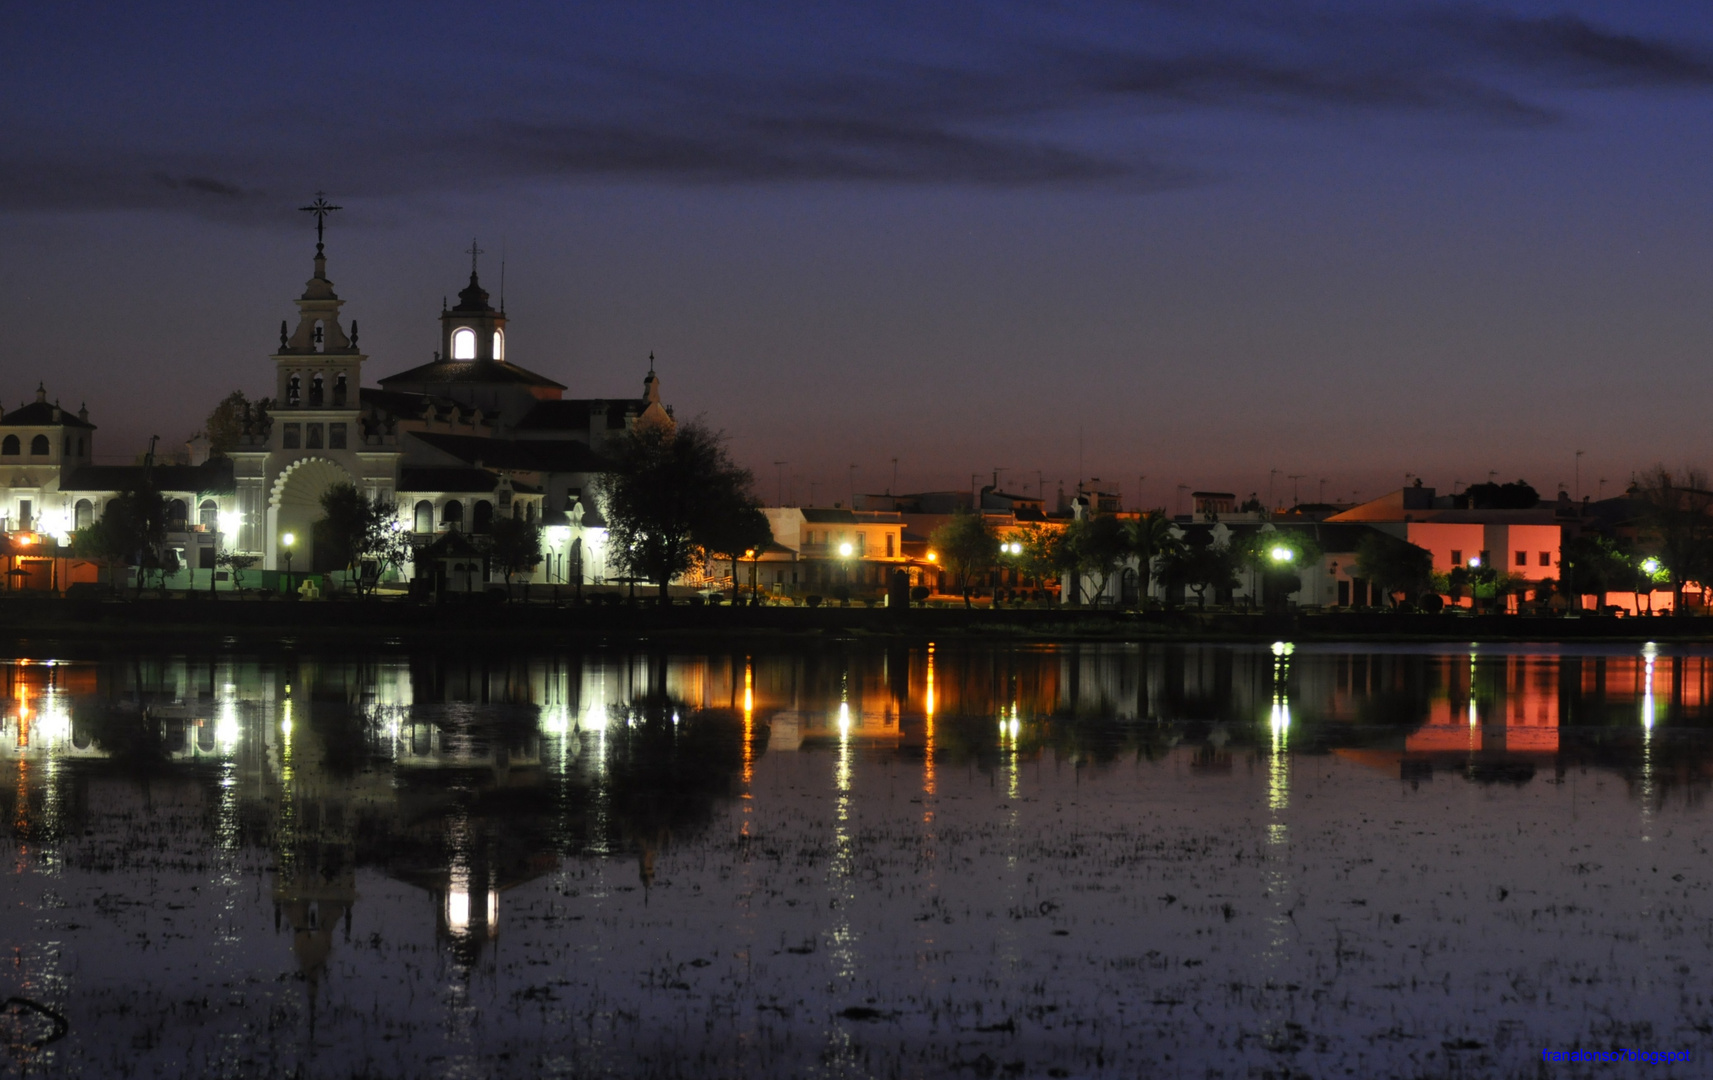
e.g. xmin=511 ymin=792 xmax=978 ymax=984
xmin=773 ymin=461 xmax=787 ymax=507
xmin=890 ymin=457 xmax=898 ymax=496
xmin=499 ymin=238 xmax=506 ymax=311
xmin=299 ymin=192 xmax=341 ymax=255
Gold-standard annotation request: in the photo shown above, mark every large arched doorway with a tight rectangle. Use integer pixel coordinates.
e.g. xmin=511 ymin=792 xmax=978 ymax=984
xmin=271 ymin=458 xmax=355 ymax=573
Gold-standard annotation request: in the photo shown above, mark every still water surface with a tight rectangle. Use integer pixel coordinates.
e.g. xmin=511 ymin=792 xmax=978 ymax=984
xmin=2 ymin=641 xmax=1711 ymax=1078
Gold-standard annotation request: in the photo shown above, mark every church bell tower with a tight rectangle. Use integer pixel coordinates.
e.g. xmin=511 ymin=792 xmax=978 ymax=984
xmin=440 ymin=240 xmax=507 ymax=364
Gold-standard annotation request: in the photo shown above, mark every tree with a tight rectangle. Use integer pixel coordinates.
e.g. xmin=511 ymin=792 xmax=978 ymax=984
xmin=1015 ymin=523 xmax=1066 ymax=598
xmin=595 ymin=421 xmax=757 ymax=600
xmin=1354 ymin=532 xmax=1433 ymax=608
xmin=202 ymin=390 xmax=251 ymax=457
xmin=487 ymin=515 xmax=543 ymax=598
xmin=70 ymin=517 xmax=131 ymax=589
xmin=931 ymin=511 xmax=998 ymax=608
xmin=1060 ymin=514 xmax=1130 ymax=607
xmin=1561 ymin=534 xmax=1631 ymax=606
xmin=215 ymin=550 xmax=258 ymax=592
xmin=316 ymin=483 xmax=407 ymax=598
xmin=71 ymin=477 xmax=169 ymax=596
xmin=1465 ymin=479 xmax=1540 ymax=510
xmin=1124 ymin=511 xmax=1179 ymax=608
xmin=1632 ymin=466 xmax=1713 ymax=614
xmin=1157 ymin=532 xmax=1242 ymax=610
xmin=1240 ymin=530 xmax=1323 ymax=612
xmin=702 ymin=503 xmax=773 ymax=600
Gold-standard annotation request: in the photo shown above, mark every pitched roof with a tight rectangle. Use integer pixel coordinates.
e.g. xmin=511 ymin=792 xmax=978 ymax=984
xmin=399 ymin=467 xmax=501 ymax=494
xmin=60 ymin=459 xmax=235 ymax=494
xmin=2 ymin=401 xmax=96 ymax=429
xmin=405 ymin=431 xmax=608 ymax=473
xmin=516 ymin=398 xmax=651 ymax=432
xmin=378 ymin=359 xmax=566 ymax=391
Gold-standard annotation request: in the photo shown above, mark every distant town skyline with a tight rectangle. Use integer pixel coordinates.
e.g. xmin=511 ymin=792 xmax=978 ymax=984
xmin=6 ymin=1 xmax=1713 ymax=506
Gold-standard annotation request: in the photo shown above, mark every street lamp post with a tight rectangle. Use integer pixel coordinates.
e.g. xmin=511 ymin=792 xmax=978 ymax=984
xmin=282 ymin=532 xmax=296 ymax=596
xmin=1265 ymin=544 xmax=1295 ymax=612
xmin=837 ymin=541 xmax=853 ymax=604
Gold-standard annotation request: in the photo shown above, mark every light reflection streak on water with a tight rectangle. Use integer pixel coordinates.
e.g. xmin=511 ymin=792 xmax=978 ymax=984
xmin=741 ymin=658 xmax=754 ymax=791
xmin=823 ymin=671 xmax=859 ymax=1067
xmin=277 ymin=691 xmax=296 ymax=883
xmin=1262 ymin=642 xmax=1293 ymax=1039
xmin=999 ymin=700 xmax=1023 ymax=972
xmin=1468 ymin=651 xmax=1480 ymax=747
xmin=586 ymin=671 xmax=611 ymax=856
xmin=1641 ymin=643 xmax=1658 ymax=844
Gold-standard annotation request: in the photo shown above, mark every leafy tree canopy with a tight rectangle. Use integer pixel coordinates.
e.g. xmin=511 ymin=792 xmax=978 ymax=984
xmin=930 ymin=511 xmax=998 ymax=607
xmin=596 ymin=421 xmax=758 ymax=598
xmin=202 ymin=390 xmax=251 ymax=457
xmin=1465 ymin=479 xmax=1540 ymax=510
xmin=1353 ymin=531 xmax=1434 ymax=606
xmin=316 ymin=483 xmax=409 ymax=597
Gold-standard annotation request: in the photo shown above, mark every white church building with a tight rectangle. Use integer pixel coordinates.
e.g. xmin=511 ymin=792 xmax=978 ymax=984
xmin=1 ymin=226 xmax=671 ymax=594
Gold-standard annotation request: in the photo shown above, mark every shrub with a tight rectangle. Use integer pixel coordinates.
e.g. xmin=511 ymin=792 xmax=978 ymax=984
xmin=805 ymin=595 xmax=823 ymax=608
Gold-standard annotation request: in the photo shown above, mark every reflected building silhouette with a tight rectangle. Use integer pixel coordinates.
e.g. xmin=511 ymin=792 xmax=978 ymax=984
xmin=10 ymin=641 xmax=1713 ymax=1006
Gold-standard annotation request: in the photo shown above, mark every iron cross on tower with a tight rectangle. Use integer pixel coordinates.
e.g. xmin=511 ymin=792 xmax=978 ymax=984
xmin=299 ymin=192 xmax=342 ymax=254
xmin=467 ymin=239 xmax=485 ymax=275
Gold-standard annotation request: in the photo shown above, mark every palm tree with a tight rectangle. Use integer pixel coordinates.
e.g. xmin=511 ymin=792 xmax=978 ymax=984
xmin=1125 ymin=511 xmax=1179 ymax=609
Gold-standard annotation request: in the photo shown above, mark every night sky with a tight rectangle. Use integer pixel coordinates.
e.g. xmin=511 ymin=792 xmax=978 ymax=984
xmin=7 ymin=1 xmax=1713 ymax=509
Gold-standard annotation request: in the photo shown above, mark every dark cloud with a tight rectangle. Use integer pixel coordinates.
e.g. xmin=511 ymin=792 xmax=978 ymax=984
xmin=1 ymin=4 xmax=1709 ymax=214
xmin=1448 ymin=13 xmax=1713 ymax=85
xmin=153 ymin=173 xmax=251 ymax=198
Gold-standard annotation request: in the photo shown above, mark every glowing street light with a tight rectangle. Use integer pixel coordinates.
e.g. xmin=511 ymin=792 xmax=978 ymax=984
xmin=837 ymin=541 xmax=853 ymax=557
xmin=1269 ymin=545 xmax=1294 ymax=563
xmin=281 ymin=531 xmax=296 ymax=594
xmin=1642 ymin=557 xmax=1662 ymax=575
xmin=1467 ymin=554 xmax=1482 ymax=568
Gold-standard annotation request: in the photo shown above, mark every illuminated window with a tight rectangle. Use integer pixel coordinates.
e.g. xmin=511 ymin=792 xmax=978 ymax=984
xmin=493 ymin=329 xmax=505 ymax=360
xmin=452 ymin=327 xmax=476 ymax=360
xmin=414 ymin=500 xmax=434 ymax=532
xmin=74 ymin=499 xmax=93 ymax=529
xmin=199 ymin=500 xmax=218 ymax=530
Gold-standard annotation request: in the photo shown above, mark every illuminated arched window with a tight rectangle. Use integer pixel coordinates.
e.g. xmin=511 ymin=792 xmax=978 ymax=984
xmin=414 ymin=500 xmax=434 ymax=533
xmin=74 ymin=499 xmax=94 ymax=529
xmin=493 ymin=329 xmax=505 ymax=361
xmin=452 ymin=327 xmax=476 ymax=360
xmin=199 ymin=499 xmax=218 ymax=530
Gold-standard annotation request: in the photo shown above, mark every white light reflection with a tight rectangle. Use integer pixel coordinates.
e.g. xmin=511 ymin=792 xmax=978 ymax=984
xmin=447 ymin=887 xmax=470 ymax=932
xmin=1640 ymin=643 xmax=1658 ymax=843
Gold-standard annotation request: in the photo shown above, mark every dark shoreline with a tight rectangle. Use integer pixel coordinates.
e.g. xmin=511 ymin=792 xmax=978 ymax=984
xmin=0 ymin=596 xmax=1709 ymax=649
